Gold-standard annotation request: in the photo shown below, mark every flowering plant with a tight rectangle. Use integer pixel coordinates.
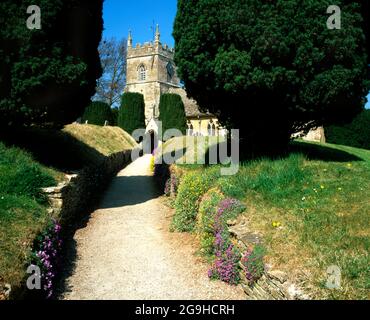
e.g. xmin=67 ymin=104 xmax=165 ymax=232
xmin=164 ymin=173 xmax=179 ymax=197
xmin=208 ymin=198 xmax=244 ymax=284
xmin=31 ymin=219 xmax=62 ymax=298
xmin=208 ymin=243 xmax=240 ymax=285
xmin=241 ymin=245 xmax=266 ymax=284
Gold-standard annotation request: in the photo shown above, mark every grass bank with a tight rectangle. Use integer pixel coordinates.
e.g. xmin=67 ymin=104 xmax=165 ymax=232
xmin=0 ymin=124 xmax=137 ymax=299
xmin=164 ymin=139 xmax=369 ymax=299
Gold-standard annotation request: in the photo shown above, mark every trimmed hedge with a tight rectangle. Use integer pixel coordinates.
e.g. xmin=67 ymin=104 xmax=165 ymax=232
xmin=118 ymin=92 xmax=145 ymax=135
xmin=159 ymin=93 xmax=187 ymax=136
xmin=326 ymin=110 xmax=370 ymax=150
xmin=82 ymin=101 xmax=113 ymax=126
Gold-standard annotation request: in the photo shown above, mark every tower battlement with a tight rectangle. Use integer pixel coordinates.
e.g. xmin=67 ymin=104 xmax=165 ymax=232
xmin=127 ymin=26 xmax=175 ymax=59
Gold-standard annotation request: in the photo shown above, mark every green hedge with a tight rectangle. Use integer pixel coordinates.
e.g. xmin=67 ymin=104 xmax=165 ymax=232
xmin=326 ymin=110 xmax=370 ymax=150
xmin=118 ymin=93 xmax=145 ymax=135
xmin=82 ymin=101 xmax=113 ymax=126
xmin=159 ymin=93 xmax=187 ymax=136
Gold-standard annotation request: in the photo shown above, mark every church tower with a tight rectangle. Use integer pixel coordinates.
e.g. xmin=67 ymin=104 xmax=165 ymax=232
xmin=124 ymin=25 xmax=181 ymax=125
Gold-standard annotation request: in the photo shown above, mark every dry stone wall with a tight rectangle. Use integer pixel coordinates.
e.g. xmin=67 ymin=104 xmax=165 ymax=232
xmin=229 ymin=218 xmax=310 ymax=300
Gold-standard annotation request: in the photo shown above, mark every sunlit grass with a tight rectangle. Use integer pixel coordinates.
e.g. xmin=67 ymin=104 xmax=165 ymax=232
xmin=170 ymin=140 xmax=369 ymax=299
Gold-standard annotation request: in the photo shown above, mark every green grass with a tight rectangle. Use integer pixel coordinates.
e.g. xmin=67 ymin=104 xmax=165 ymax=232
xmin=173 ymin=140 xmax=370 ymax=299
xmin=0 ymin=142 xmax=58 ymax=291
xmin=0 ymin=124 xmax=138 ymax=297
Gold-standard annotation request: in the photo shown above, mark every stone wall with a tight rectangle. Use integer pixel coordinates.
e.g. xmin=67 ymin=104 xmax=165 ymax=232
xmin=229 ymin=217 xmax=309 ymax=300
xmin=44 ymin=150 xmax=134 ymax=228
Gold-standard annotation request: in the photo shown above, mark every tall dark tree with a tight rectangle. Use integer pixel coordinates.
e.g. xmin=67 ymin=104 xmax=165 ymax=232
xmin=82 ymin=101 xmax=113 ymax=126
xmin=0 ymin=0 xmax=103 ymax=128
xmin=94 ymin=38 xmax=127 ymax=108
xmin=159 ymin=93 xmax=187 ymax=136
xmin=118 ymin=92 xmax=145 ymax=134
xmin=173 ymin=0 xmax=370 ymax=152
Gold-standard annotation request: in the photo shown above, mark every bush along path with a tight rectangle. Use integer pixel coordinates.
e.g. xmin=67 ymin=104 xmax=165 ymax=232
xmin=59 ymin=155 xmax=245 ymax=300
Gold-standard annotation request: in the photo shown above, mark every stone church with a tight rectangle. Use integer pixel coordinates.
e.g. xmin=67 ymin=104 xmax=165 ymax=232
xmin=124 ymin=25 xmax=222 ymax=138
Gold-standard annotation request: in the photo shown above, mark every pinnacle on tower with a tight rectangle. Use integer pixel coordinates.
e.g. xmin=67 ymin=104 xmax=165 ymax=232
xmin=128 ymin=29 xmax=132 ymax=48
xmin=155 ymin=24 xmax=160 ymax=43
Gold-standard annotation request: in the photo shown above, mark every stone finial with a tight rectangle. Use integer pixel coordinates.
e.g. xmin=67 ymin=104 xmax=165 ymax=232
xmin=128 ymin=29 xmax=132 ymax=48
xmin=155 ymin=24 xmax=160 ymax=43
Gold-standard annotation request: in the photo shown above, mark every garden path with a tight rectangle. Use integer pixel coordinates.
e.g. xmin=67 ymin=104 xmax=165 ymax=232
xmin=60 ymin=155 xmax=245 ymax=300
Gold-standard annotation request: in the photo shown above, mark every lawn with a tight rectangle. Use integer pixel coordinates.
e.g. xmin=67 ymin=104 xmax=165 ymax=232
xmin=169 ymin=139 xmax=370 ymax=299
xmin=0 ymin=142 xmax=59 ymax=295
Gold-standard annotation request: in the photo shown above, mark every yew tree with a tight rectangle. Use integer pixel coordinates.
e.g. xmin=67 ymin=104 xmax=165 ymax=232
xmin=0 ymin=0 xmax=103 ymax=128
xmin=173 ymin=0 xmax=370 ymax=152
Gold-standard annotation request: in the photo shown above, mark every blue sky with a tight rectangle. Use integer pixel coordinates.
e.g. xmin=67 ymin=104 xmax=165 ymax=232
xmin=102 ymin=0 xmax=177 ymax=47
xmin=102 ymin=0 xmax=370 ymax=109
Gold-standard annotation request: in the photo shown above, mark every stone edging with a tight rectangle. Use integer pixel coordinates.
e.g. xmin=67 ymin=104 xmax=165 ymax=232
xmin=228 ymin=218 xmax=310 ymax=300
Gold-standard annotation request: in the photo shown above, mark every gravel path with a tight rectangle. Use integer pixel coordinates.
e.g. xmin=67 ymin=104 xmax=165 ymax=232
xmin=60 ymin=155 xmax=246 ymax=300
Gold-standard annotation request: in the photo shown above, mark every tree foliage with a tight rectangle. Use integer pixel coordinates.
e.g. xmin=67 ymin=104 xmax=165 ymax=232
xmin=118 ymin=93 xmax=145 ymax=134
xmin=173 ymin=0 xmax=370 ymax=152
xmin=326 ymin=109 xmax=370 ymax=150
xmin=94 ymin=38 xmax=127 ymax=107
xmin=82 ymin=101 xmax=113 ymax=126
xmin=0 ymin=0 xmax=103 ymax=128
xmin=159 ymin=94 xmax=187 ymax=136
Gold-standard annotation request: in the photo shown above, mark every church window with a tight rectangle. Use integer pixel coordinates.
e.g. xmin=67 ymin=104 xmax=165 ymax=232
xmin=138 ymin=64 xmax=147 ymax=81
xmin=166 ymin=62 xmax=174 ymax=82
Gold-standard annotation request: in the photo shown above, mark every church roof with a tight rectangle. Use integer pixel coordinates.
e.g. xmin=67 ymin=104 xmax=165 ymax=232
xmin=168 ymin=87 xmax=214 ymax=118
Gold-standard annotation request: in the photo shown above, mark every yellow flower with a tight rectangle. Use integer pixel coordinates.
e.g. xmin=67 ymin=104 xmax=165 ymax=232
xmin=338 ymin=187 xmax=342 ymax=191
xmin=347 ymin=163 xmax=352 ymax=167
xmin=320 ymin=185 xmax=325 ymax=189
xmin=272 ymin=221 xmax=281 ymax=228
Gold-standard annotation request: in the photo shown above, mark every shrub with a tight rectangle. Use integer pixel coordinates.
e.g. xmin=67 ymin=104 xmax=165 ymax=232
xmin=326 ymin=110 xmax=370 ymax=150
xmin=149 ymin=155 xmax=155 ymax=173
xmin=82 ymin=101 xmax=113 ymax=126
xmin=172 ymin=169 xmax=219 ymax=232
xmin=208 ymin=244 xmax=241 ymax=285
xmin=118 ymin=92 xmax=145 ymax=135
xmin=241 ymin=245 xmax=266 ymax=284
xmin=159 ymin=93 xmax=187 ymax=136
xmin=197 ymin=188 xmax=225 ymax=256
xmin=207 ymin=196 xmax=246 ymax=284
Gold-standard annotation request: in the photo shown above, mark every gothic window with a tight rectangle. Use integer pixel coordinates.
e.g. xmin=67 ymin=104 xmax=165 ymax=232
xmin=166 ymin=62 xmax=174 ymax=82
xmin=138 ymin=64 xmax=146 ymax=81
